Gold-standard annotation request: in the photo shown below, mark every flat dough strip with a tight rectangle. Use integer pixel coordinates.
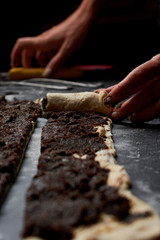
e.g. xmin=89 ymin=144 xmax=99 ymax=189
xmin=0 ymin=98 xmax=41 ymax=207
xmin=73 ymin=190 xmax=160 ymax=240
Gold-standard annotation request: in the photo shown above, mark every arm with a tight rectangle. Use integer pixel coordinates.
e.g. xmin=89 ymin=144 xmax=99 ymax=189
xmin=10 ymin=0 xmax=106 ymax=77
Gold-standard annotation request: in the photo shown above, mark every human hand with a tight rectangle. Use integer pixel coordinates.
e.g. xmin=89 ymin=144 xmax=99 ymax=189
xmin=10 ymin=0 xmax=103 ymax=77
xmin=96 ymin=55 xmax=160 ymax=122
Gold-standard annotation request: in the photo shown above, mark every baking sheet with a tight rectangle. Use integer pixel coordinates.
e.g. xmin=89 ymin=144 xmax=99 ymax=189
xmin=0 ymin=76 xmax=160 ymax=240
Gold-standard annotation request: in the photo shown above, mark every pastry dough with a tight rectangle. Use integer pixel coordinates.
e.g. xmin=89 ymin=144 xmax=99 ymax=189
xmin=41 ymin=91 xmax=113 ymax=115
xmin=23 ymin=93 xmax=160 ymax=240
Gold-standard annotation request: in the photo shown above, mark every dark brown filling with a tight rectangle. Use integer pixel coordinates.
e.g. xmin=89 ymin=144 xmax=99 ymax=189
xmin=0 ymin=97 xmax=41 ymax=204
xmin=0 ymin=173 xmax=11 ymax=197
xmin=41 ymin=111 xmax=108 ymax=155
xmin=23 ymin=152 xmax=130 ymax=240
xmin=125 ymin=211 xmax=152 ymax=223
xmin=23 ymin=111 xmax=131 ymax=240
xmin=41 ymin=96 xmax=47 ymax=111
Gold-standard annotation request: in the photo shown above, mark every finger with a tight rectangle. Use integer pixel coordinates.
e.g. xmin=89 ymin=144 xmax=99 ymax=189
xmin=130 ymin=100 xmax=160 ymax=123
xmin=21 ymin=49 xmax=35 ymax=68
xmin=47 ymin=50 xmax=57 ymax=59
xmin=11 ymin=37 xmax=46 ymax=67
xmin=111 ymin=79 xmax=160 ymax=121
xmin=11 ymin=37 xmax=38 ymax=67
xmin=35 ymin=50 xmax=48 ymax=67
xmin=94 ymin=85 xmax=116 ymax=94
xmin=94 ymin=88 xmax=109 ymax=94
xmin=105 ymin=54 xmax=160 ymax=104
xmin=43 ymin=39 xmax=76 ymax=77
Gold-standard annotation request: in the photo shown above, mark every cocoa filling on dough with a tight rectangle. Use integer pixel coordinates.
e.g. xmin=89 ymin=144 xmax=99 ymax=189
xmin=23 ymin=153 xmax=130 ymax=240
xmin=41 ymin=96 xmax=47 ymax=111
xmin=0 ymin=96 xmax=41 ymax=204
xmin=41 ymin=111 xmax=109 ymax=155
xmin=23 ymin=111 xmax=130 ymax=240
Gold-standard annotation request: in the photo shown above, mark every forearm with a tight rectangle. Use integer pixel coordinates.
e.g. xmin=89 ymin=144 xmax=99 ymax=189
xmin=76 ymin=0 xmax=107 ymax=27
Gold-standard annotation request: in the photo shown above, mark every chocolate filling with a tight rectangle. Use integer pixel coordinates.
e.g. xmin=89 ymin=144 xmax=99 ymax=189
xmin=23 ymin=153 xmax=130 ymax=240
xmin=42 ymin=96 xmax=47 ymax=111
xmin=23 ymin=111 xmax=131 ymax=240
xmin=125 ymin=211 xmax=152 ymax=223
xmin=41 ymin=111 xmax=108 ymax=155
xmin=0 ymin=97 xmax=41 ymax=204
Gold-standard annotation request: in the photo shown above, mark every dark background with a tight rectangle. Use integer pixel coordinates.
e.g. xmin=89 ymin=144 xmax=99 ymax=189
xmin=0 ymin=0 xmax=160 ymax=77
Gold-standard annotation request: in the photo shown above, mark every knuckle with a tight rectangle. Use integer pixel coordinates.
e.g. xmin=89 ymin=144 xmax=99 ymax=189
xmin=116 ymin=82 xmax=128 ymax=97
xmin=151 ymin=54 xmax=160 ymax=67
xmin=116 ymin=82 xmax=123 ymax=92
xmin=16 ymin=38 xmax=24 ymax=45
xmin=130 ymin=66 xmax=142 ymax=79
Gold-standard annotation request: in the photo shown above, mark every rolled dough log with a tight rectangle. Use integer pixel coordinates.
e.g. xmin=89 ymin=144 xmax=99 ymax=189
xmin=41 ymin=91 xmax=112 ymax=115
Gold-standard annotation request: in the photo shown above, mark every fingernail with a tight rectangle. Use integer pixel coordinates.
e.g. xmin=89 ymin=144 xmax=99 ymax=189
xmin=43 ymin=68 xmax=52 ymax=78
xmin=103 ymin=95 xmax=115 ymax=107
xmin=111 ymin=111 xmax=121 ymax=120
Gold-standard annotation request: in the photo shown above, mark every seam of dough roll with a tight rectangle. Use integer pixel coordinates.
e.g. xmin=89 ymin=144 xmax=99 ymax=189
xmin=40 ymin=91 xmax=113 ymax=115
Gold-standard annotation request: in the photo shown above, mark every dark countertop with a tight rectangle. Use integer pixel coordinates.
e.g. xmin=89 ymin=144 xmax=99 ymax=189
xmin=0 ymin=73 xmax=160 ymax=240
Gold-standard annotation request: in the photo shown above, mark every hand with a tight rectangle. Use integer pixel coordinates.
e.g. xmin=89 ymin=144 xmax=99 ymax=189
xmin=10 ymin=0 xmax=103 ymax=77
xmin=96 ymin=55 xmax=160 ymax=122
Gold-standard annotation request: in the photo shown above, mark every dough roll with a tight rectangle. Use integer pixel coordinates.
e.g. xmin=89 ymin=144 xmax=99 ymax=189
xmin=41 ymin=91 xmax=113 ymax=115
